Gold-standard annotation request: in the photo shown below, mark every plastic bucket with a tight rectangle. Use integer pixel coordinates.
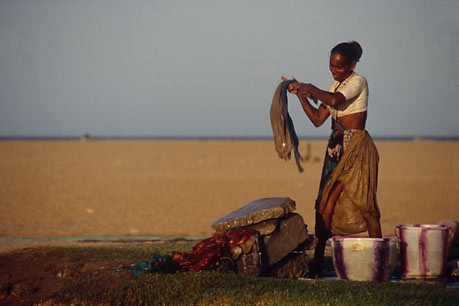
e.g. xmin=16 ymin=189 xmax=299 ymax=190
xmin=396 ymin=224 xmax=450 ymax=279
xmin=331 ymin=237 xmax=398 ymax=282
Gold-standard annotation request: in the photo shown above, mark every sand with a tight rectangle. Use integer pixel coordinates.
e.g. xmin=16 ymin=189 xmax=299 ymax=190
xmin=1 ymin=139 xmax=458 ymax=252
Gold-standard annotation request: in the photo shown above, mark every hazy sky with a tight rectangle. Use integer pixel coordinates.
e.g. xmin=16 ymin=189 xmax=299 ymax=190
xmin=1 ymin=0 xmax=458 ymax=138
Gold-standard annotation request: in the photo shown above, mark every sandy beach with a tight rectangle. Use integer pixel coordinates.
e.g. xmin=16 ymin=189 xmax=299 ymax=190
xmin=1 ymin=139 xmax=458 ymax=252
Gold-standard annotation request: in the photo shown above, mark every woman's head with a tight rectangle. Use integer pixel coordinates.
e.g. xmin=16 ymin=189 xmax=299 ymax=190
xmin=329 ymin=41 xmax=362 ymax=82
xmin=331 ymin=41 xmax=362 ymax=64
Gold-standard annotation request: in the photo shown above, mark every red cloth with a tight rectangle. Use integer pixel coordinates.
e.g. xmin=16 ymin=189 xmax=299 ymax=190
xmin=171 ymin=228 xmax=254 ymax=271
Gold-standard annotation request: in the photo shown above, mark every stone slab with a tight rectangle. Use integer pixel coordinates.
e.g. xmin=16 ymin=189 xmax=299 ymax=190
xmin=262 ymin=213 xmax=308 ymax=266
xmin=248 ymin=219 xmax=279 ymax=236
xmin=211 ymin=197 xmax=296 ymax=232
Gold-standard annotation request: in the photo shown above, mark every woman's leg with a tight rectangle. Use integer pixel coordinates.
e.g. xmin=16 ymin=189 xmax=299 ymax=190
xmin=312 ymin=210 xmax=328 ymax=274
xmin=321 ymin=181 xmax=343 ymax=231
xmin=312 ymin=181 xmax=344 ymax=274
xmin=361 ymin=211 xmax=382 ymax=238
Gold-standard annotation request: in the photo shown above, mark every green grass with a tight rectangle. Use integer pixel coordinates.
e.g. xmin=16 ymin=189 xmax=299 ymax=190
xmin=67 ymin=271 xmax=459 ymax=306
xmin=6 ymin=243 xmax=459 ymax=305
xmin=97 ymin=272 xmax=459 ymax=306
xmin=41 ymin=241 xmax=193 ymax=262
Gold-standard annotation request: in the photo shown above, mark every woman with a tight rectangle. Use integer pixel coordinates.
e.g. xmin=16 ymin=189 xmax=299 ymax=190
xmin=282 ymin=41 xmax=382 ymax=274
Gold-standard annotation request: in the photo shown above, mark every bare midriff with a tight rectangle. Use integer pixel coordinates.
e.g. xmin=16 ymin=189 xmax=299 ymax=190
xmin=336 ymin=110 xmax=367 ymax=130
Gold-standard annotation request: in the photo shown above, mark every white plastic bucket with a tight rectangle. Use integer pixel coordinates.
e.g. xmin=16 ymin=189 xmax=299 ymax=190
xmin=331 ymin=237 xmax=398 ymax=282
xmin=396 ymin=224 xmax=450 ymax=279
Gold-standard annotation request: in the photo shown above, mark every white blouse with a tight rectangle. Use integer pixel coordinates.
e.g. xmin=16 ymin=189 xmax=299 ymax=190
xmin=326 ymin=72 xmax=368 ymax=119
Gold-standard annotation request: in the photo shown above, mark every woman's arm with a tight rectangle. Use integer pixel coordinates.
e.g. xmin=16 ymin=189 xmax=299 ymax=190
xmin=296 ymin=83 xmax=346 ymax=107
xmin=297 ymin=93 xmax=330 ymax=127
xmin=280 ymin=76 xmax=333 ymax=127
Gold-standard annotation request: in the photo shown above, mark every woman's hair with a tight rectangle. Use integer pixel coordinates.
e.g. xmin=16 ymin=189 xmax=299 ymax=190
xmin=331 ymin=41 xmax=363 ymax=64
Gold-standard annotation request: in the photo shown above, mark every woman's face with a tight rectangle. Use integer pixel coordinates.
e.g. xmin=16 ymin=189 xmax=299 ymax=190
xmin=329 ymin=52 xmax=356 ymax=82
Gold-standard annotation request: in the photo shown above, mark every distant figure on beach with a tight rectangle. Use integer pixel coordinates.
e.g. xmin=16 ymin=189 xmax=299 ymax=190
xmin=81 ymin=133 xmax=91 ymax=141
xmin=281 ymin=41 xmax=382 ymax=274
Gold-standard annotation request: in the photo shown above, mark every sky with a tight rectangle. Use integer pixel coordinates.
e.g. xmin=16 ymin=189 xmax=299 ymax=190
xmin=1 ymin=0 xmax=458 ymax=138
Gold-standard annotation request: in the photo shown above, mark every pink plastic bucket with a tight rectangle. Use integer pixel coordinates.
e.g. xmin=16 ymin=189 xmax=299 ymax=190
xmin=396 ymin=224 xmax=450 ymax=279
xmin=331 ymin=237 xmax=398 ymax=282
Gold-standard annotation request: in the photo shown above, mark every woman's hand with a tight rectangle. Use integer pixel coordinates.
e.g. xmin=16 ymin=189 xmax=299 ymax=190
xmin=297 ymin=83 xmax=317 ymax=103
xmin=280 ymin=77 xmax=317 ymax=103
xmin=280 ymin=76 xmax=296 ymax=82
xmin=280 ymin=76 xmax=301 ymax=94
xmin=298 ymin=83 xmax=314 ymax=96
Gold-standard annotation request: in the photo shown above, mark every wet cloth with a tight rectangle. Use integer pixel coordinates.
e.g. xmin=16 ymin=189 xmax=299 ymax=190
xmin=171 ymin=227 xmax=254 ymax=271
xmin=270 ymin=80 xmax=303 ymax=173
xmin=130 ymin=254 xmax=180 ymax=278
xmin=130 ymin=228 xmax=255 ymax=277
xmin=316 ymin=120 xmax=380 ymax=236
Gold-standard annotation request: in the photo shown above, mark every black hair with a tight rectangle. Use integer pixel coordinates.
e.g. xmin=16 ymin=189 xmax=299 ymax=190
xmin=331 ymin=41 xmax=363 ymax=64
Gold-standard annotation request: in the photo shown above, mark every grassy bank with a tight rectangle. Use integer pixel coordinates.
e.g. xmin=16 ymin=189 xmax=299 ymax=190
xmin=1 ymin=242 xmax=458 ymax=305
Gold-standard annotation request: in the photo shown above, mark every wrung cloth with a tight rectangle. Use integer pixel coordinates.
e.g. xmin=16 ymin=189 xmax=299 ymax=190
xmin=130 ymin=228 xmax=254 ymax=277
xmin=270 ymin=80 xmax=303 ymax=172
xmin=317 ymin=128 xmax=380 ymax=236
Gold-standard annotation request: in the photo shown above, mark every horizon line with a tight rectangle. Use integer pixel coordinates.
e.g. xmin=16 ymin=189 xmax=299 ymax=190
xmin=1 ymin=135 xmax=458 ymax=141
